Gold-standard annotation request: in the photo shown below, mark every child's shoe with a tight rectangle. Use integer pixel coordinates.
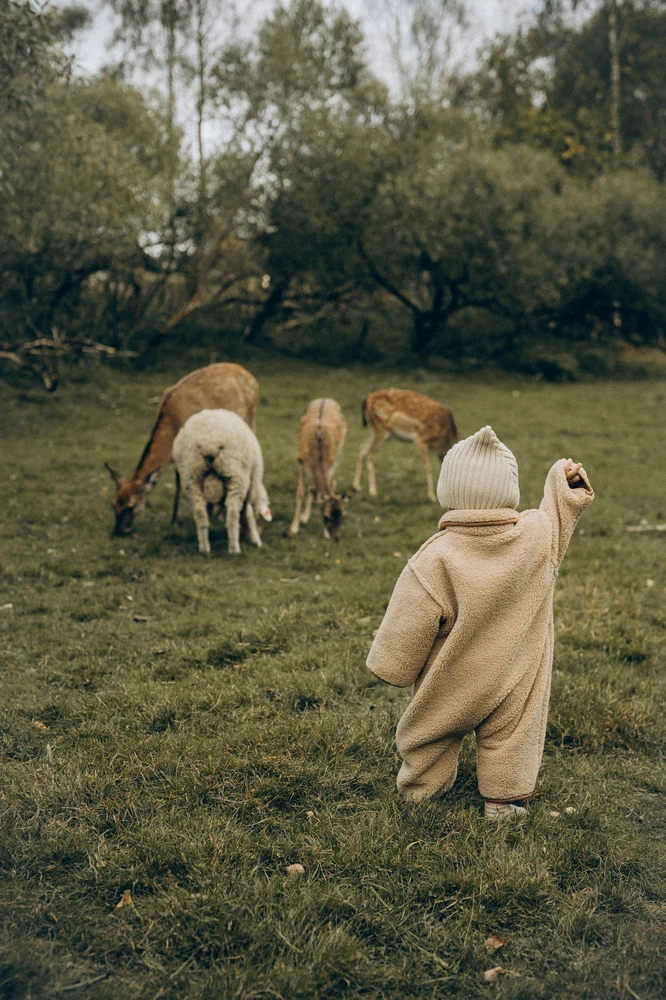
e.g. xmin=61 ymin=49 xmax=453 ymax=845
xmin=484 ymin=800 xmax=527 ymax=820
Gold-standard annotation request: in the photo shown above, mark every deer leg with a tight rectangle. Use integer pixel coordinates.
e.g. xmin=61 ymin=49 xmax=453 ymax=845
xmin=225 ymin=489 xmax=243 ymax=554
xmin=245 ymin=501 xmax=262 ymax=548
xmin=171 ymin=469 xmax=181 ymax=525
xmin=416 ymin=438 xmax=436 ymax=502
xmin=353 ymin=435 xmax=374 ymax=492
xmin=189 ymin=488 xmax=211 ymax=555
xmin=301 ymin=487 xmax=315 ymax=525
xmin=366 ymin=430 xmax=389 ymax=497
xmin=290 ymin=462 xmax=306 ymax=535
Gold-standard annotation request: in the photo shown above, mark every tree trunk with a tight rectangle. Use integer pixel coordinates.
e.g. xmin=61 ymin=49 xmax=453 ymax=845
xmin=244 ymin=280 xmax=287 ymax=344
xmin=609 ymin=0 xmax=621 ymax=160
xmin=411 ymin=310 xmax=445 ymax=357
xmin=162 ymin=0 xmax=178 ymax=202
xmin=195 ymin=0 xmax=207 ymax=208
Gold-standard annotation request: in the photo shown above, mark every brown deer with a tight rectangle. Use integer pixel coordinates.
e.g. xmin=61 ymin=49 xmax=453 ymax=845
xmin=105 ymin=363 xmax=258 ymax=536
xmin=290 ymin=398 xmax=351 ymax=541
xmin=353 ymin=388 xmax=458 ymax=502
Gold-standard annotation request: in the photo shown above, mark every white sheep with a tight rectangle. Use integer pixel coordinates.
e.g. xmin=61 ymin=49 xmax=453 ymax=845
xmin=172 ymin=409 xmax=272 ymax=555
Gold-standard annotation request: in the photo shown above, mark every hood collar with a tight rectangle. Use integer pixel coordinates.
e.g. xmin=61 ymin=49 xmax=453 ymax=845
xmin=438 ymin=508 xmax=519 ymax=530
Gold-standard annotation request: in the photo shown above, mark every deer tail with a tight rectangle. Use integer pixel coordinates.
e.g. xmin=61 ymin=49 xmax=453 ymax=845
xmin=361 ymin=396 xmax=368 ymax=427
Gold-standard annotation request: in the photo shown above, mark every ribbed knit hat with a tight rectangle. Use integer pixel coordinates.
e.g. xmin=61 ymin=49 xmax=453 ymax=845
xmin=437 ymin=425 xmax=520 ymax=510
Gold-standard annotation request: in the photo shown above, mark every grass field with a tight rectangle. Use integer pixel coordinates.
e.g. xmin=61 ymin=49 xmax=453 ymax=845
xmin=1 ymin=360 xmax=666 ymax=1000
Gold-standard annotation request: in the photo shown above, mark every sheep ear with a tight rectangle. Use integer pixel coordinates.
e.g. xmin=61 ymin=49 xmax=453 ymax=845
xmin=105 ymin=462 xmax=122 ymax=485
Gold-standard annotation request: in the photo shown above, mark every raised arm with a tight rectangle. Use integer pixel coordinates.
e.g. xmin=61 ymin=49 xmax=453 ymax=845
xmin=367 ymin=564 xmax=444 ymax=688
xmin=539 ymin=458 xmax=594 ymax=567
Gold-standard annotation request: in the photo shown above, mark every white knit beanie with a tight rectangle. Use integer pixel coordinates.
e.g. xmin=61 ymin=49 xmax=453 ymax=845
xmin=437 ymin=425 xmax=520 ymax=510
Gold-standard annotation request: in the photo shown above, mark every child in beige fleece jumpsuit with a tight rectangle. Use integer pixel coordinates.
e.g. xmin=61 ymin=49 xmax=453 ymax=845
xmin=367 ymin=426 xmax=594 ymax=819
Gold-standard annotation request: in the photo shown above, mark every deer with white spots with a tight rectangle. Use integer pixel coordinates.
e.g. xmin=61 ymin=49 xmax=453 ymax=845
xmin=353 ymin=388 xmax=458 ymax=502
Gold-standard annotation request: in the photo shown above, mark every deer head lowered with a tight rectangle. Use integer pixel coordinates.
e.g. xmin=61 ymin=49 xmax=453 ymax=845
xmin=105 ymin=463 xmax=160 ymax=536
xmin=290 ymin=398 xmax=353 ymax=542
xmin=104 ymin=362 xmax=259 ymax=536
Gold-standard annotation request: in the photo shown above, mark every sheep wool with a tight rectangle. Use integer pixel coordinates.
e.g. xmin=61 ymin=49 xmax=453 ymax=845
xmin=367 ymin=459 xmax=594 ymax=803
xmin=172 ymin=409 xmax=270 ymax=555
xmin=437 ymin=425 xmax=520 ymax=510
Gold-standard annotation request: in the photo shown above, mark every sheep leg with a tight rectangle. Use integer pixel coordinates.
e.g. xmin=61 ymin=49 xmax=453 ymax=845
xmin=225 ymin=489 xmax=243 ymax=554
xmin=245 ymin=501 xmax=262 ymax=548
xmin=416 ymin=438 xmax=436 ymax=502
xmin=171 ymin=469 xmax=181 ymax=525
xmin=189 ymin=487 xmax=211 ymax=555
xmin=290 ymin=462 xmax=305 ymax=535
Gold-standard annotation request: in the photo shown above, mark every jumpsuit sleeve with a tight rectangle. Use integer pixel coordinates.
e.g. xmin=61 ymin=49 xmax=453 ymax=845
xmin=539 ymin=459 xmax=594 ymax=568
xmin=367 ymin=564 xmax=444 ymax=688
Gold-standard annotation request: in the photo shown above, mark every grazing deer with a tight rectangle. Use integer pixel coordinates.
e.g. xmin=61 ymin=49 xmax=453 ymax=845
xmin=353 ymin=388 xmax=458 ymax=502
xmin=290 ymin=398 xmax=351 ymax=541
xmin=105 ymin=363 xmax=258 ymax=536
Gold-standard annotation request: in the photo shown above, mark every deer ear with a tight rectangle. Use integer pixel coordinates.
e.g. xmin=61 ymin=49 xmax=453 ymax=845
xmin=342 ymin=488 xmax=356 ymax=503
xmin=142 ymin=470 xmax=160 ymax=488
xmin=105 ymin=462 xmax=122 ymax=485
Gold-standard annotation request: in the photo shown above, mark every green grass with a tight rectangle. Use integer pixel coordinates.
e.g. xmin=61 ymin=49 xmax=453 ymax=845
xmin=1 ymin=361 xmax=666 ymax=999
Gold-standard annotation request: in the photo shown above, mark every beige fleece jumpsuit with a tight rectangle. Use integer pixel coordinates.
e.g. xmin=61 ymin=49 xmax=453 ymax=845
xmin=367 ymin=460 xmax=594 ymax=802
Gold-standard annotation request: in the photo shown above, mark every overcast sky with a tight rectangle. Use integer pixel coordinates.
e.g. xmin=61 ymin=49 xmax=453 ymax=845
xmin=68 ymin=0 xmax=534 ymax=84
xmin=64 ymin=0 xmax=535 ymax=154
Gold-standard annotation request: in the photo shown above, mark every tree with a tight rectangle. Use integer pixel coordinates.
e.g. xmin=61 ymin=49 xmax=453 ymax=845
xmin=370 ymin=0 xmax=468 ymax=100
xmin=209 ymin=0 xmax=389 ymax=344
xmin=356 ymin=130 xmax=619 ymax=358
xmin=0 ymin=69 xmax=169 ymax=387
xmin=107 ymin=0 xmax=191 ymax=153
xmin=476 ymin=1 xmax=666 ymax=177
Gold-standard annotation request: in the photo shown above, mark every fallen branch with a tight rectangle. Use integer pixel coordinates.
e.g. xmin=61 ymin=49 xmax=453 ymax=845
xmin=58 ymin=972 xmax=110 ymax=992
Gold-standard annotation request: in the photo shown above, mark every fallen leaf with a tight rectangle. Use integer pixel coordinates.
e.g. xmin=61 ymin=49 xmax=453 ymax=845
xmin=32 ymin=720 xmax=48 ymax=730
xmin=306 ymin=811 xmax=315 ymax=821
xmin=483 ymin=967 xmax=505 ymax=983
xmin=285 ymin=863 xmax=305 ymax=876
xmin=113 ymin=889 xmax=133 ymax=911
xmin=564 ymin=806 xmax=577 ymax=815
xmin=392 ymin=551 xmax=402 ymax=558
xmin=646 ymin=579 xmax=654 ymax=588
xmin=549 ymin=810 xmax=561 ymax=817
xmin=484 ymin=934 xmax=507 ymax=953
xmin=279 ymin=577 xmax=298 ymax=583
xmin=0 ymin=603 xmax=13 ymax=611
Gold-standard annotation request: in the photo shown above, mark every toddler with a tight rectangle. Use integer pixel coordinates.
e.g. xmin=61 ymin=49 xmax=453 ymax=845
xmin=367 ymin=426 xmax=594 ymax=819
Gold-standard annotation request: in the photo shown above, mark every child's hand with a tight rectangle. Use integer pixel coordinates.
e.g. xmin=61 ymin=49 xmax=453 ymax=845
xmin=563 ymin=459 xmax=586 ymax=487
